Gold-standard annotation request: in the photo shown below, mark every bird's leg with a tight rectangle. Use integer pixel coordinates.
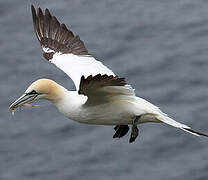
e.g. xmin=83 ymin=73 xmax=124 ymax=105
xmin=129 ymin=116 xmax=141 ymax=143
xmin=113 ymin=125 xmax=129 ymax=138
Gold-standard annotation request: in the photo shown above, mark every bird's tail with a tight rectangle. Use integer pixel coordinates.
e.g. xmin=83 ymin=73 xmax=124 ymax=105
xmin=156 ymin=115 xmax=208 ymax=137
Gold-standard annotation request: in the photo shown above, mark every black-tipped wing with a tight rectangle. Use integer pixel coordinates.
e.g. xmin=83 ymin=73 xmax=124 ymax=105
xmin=31 ymin=5 xmax=116 ymax=90
xmin=31 ymin=5 xmax=88 ymax=57
xmin=79 ymin=74 xmax=135 ymax=104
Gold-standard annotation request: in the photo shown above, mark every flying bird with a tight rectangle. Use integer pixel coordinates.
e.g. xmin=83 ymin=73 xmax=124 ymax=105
xmin=9 ymin=5 xmax=208 ymax=143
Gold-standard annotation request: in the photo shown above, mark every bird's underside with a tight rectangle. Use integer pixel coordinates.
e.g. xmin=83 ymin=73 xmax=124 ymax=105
xmin=8 ymin=5 xmax=208 ymax=144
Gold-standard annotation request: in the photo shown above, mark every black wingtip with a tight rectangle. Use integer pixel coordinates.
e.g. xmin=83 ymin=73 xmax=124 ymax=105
xmin=31 ymin=4 xmax=34 ymax=9
xmin=45 ymin=8 xmax=52 ymax=18
xmin=31 ymin=5 xmax=36 ymax=19
xmin=183 ymin=128 xmax=208 ymax=137
xmin=30 ymin=5 xmax=89 ymax=57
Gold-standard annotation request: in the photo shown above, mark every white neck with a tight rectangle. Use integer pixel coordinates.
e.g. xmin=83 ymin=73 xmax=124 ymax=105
xmin=54 ymin=90 xmax=87 ymax=120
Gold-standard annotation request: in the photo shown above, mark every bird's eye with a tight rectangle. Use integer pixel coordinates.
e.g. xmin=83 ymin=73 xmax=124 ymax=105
xmin=27 ymin=90 xmax=37 ymax=95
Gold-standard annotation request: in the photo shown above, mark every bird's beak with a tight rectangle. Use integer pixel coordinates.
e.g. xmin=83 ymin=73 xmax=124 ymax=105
xmin=9 ymin=93 xmax=39 ymax=112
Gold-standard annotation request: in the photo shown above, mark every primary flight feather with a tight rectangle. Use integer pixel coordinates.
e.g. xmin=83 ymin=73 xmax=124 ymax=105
xmin=9 ymin=5 xmax=208 ymax=143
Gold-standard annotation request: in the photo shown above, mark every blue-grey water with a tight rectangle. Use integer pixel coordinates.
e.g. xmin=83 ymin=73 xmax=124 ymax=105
xmin=1 ymin=0 xmax=208 ymax=179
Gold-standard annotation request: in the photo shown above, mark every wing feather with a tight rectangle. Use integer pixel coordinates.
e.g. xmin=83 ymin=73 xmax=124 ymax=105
xmin=31 ymin=5 xmax=88 ymax=55
xmin=78 ymin=74 xmax=135 ymax=105
xmin=79 ymin=74 xmax=126 ymax=95
xmin=31 ymin=5 xmax=115 ymax=90
xmin=51 ymin=53 xmax=115 ymax=89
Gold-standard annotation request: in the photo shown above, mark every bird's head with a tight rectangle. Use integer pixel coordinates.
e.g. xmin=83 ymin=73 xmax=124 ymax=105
xmin=9 ymin=79 xmax=65 ymax=112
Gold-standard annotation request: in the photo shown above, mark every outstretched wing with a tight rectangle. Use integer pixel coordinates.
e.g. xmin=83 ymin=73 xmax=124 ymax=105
xmin=78 ymin=74 xmax=135 ymax=105
xmin=31 ymin=5 xmax=114 ymax=90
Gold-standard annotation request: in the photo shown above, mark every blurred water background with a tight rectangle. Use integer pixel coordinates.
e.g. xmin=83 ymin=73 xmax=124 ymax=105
xmin=1 ymin=0 xmax=208 ymax=179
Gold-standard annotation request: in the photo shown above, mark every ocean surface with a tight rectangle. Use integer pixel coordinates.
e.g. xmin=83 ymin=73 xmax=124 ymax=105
xmin=1 ymin=0 xmax=208 ymax=179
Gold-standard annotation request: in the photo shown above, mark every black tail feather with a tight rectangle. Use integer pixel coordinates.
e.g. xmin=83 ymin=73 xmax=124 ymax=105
xmin=183 ymin=128 xmax=208 ymax=137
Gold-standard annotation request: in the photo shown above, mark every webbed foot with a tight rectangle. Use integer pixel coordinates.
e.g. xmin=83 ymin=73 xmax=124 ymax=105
xmin=129 ymin=116 xmax=141 ymax=143
xmin=129 ymin=125 xmax=139 ymax=143
xmin=113 ymin=125 xmax=129 ymax=138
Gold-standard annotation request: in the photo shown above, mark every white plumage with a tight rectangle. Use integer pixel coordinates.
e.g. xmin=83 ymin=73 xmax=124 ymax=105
xmin=51 ymin=53 xmax=115 ymax=90
xmin=9 ymin=5 xmax=208 ymax=143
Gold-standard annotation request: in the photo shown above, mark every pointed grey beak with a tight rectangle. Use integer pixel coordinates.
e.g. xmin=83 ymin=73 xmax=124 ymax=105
xmin=9 ymin=93 xmax=38 ymax=111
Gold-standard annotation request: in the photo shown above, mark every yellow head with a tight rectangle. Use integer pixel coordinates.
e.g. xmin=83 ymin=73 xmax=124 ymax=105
xmin=9 ymin=79 xmax=66 ymax=111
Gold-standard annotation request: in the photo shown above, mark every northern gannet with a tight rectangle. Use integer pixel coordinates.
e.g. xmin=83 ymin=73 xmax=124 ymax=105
xmin=9 ymin=5 xmax=208 ymax=143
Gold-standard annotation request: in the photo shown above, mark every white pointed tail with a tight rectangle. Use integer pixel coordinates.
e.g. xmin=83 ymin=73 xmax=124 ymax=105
xmin=157 ymin=115 xmax=208 ymax=137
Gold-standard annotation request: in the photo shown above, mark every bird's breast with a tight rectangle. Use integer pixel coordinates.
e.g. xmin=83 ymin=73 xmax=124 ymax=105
xmin=64 ymin=100 xmax=136 ymax=125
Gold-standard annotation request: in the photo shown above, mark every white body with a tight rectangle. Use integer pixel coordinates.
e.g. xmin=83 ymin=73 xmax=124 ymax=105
xmin=49 ymin=52 xmax=195 ymax=133
xmin=12 ymin=5 xmax=205 ymax=140
xmin=55 ymin=90 xmax=189 ymax=129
